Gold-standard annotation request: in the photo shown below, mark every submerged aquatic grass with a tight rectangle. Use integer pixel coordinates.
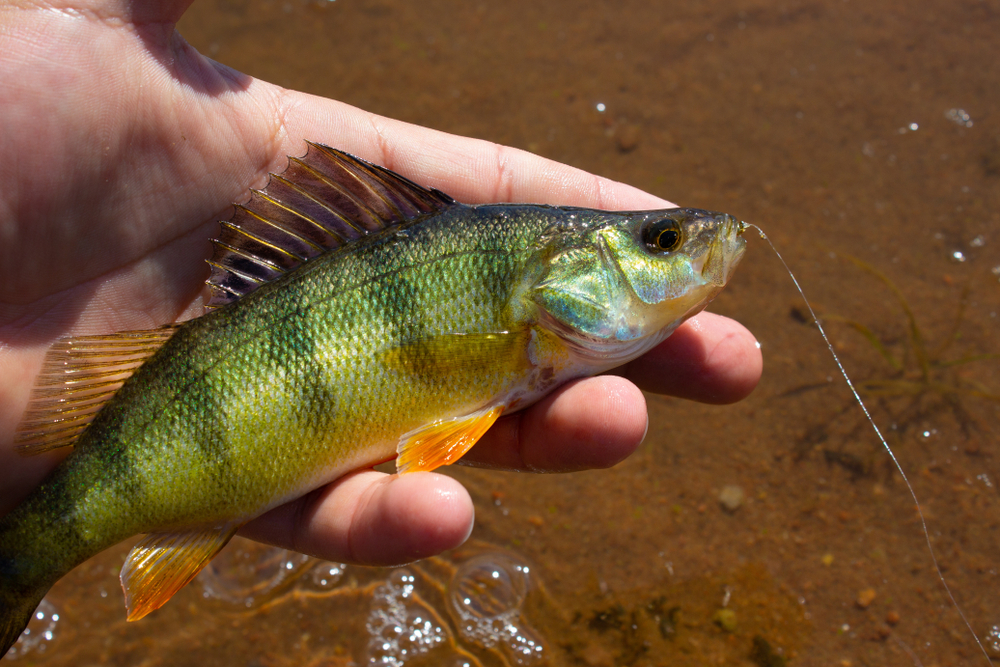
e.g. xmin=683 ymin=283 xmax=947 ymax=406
xmin=826 ymin=255 xmax=999 ymax=419
xmin=789 ymin=255 xmax=999 ymax=468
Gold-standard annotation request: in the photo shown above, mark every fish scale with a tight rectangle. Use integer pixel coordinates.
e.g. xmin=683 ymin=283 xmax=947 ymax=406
xmin=1 ymin=144 xmax=745 ymax=658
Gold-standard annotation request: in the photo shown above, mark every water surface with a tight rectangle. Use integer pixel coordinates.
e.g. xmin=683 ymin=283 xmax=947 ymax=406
xmin=10 ymin=0 xmax=1000 ymax=664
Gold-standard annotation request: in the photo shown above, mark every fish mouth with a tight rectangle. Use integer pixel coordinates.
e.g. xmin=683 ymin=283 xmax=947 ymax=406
xmin=697 ymin=214 xmax=747 ymax=286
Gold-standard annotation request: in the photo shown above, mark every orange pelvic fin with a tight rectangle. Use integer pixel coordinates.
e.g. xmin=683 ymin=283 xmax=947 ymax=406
xmin=396 ymin=405 xmax=504 ymax=474
xmin=120 ymin=524 xmax=238 ymax=621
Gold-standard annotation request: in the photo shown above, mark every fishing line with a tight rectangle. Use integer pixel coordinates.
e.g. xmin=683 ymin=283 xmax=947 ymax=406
xmin=744 ymin=223 xmax=991 ymax=664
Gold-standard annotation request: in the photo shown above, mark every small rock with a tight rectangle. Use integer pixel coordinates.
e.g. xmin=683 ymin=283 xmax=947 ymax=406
xmin=885 ymin=610 xmax=900 ymax=626
xmin=579 ymin=641 xmax=614 ymax=667
xmin=749 ymin=635 xmax=786 ymax=667
xmin=713 ymin=608 xmax=738 ymax=632
xmin=615 ymin=123 xmax=641 ymax=152
xmin=718 ymin=485 xmax=745 ymax=513
xmin=820 ymin=553 xmax=834 ymax=566
xmin=855 ymin=588 xmax=876 ymax=609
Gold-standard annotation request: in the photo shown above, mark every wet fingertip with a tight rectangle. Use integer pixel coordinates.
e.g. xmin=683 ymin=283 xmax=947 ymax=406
xmin=597 ymin=377 xmax=647 ymax=464
xmin=522 ymin=376 xmax=646 ymax=472
xmin=356 ymin=473 xmax=474 ymax=565
xmin=703 ymin=324 xmax=763 ymax=404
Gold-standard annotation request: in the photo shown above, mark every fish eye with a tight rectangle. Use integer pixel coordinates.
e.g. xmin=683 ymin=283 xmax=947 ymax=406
xmin=641 ymin=218 xmax=683 ymax=253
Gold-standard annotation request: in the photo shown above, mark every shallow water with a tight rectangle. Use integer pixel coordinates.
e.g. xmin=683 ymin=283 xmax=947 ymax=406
xmin=8 ymin=0 xmax=1000 ymax=664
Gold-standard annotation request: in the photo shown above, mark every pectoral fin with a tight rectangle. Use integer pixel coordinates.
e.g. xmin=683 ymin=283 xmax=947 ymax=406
xmin=120 ymin=524 xmax=238 ymax=621
xmin=396 ymin=405 xmax=504 ymax=474
xmin=379 ymin=330 xmax=532 ymax=379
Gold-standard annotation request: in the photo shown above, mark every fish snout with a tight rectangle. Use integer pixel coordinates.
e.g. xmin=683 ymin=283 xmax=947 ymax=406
xmin=701 ymin=214 xmax=747 ymax=286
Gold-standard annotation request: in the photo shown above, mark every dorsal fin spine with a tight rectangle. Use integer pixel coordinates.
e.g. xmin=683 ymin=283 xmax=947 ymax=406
xmin=278 ymin=164 xmax=373 ymax=234
xmin=253 ymin=189 xmax=350 ymax=244
xmin=211 ymin=241 xmax=285 ymax=273
xmin=336 ymin=157 xmax=408 ymax=219
xmin=205 ymin=143 xmax=457 ymax=308
xmin=205 ymin=260 xmax=267 ymax=286
xmin=218 ymin=221 xmax=307 ymax=261
xmin=238 ymin=205 xmax=326 ymax=254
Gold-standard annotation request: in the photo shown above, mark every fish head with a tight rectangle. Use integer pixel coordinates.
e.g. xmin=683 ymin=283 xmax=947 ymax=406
xmin=531 ymin=208 xmax=746 ymax=367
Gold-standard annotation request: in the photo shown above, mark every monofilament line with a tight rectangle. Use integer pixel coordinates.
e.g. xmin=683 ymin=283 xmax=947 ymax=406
xmin=744 ymin=223 xmax=991 ymax=664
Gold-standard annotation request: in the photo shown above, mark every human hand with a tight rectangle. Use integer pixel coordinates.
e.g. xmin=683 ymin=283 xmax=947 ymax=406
xmin=0 ymin=0 xmax=761 ymax=565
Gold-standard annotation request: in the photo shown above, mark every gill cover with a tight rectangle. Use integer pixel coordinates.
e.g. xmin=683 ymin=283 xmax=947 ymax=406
xmin=531 ymin=208 xmax=745 ymax=363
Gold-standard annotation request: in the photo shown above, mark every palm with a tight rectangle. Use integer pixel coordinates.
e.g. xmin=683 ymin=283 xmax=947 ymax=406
xmin=0 ymin=0 xmax=761 ymax=565
xmin=2 ymin=5 xmax=273 ymax=315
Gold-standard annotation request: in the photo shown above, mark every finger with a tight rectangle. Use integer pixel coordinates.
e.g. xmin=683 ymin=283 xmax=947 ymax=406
xmin=273 ymin=90 xmax=677 ymax=210
xmin=621 ymin=311 xmax=762 ymax=404
xmin=41 ymin=0 xmax=197 ymax=25
xmin=239 ymin=470 xmax=474 ymax=566
xmin=459 ymin=375 xmax=648 ymax=473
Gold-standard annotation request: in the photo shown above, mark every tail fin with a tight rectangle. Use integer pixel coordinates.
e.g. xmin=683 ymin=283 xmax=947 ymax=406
xmin=1 ymin=587 xmax=45 ymax=659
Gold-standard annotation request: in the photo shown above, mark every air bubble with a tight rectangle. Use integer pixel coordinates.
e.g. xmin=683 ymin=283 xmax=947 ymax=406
xmin=366 ymin=569 xmax=450 ymax=666
xmin=198 ymin=537 xmax=307 ymax=607
xmin=985 ymin=626 xmax=1000 ymax=659
xmin=307 ymin=561 xmax=346 ymax=591
xmin=448 ymin=554 xmax=546 ymax=665
xmin=945 ymin=108 xmax=973 ymax=127
xmin=4 ymin=599 xmax=59 ymax=660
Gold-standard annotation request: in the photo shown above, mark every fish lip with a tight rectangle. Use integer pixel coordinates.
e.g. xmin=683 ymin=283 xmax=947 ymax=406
xmin=697 ymin=214 xmax=747 ymax=286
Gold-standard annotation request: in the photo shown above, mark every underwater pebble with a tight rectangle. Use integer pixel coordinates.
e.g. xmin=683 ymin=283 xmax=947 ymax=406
xmin=579 ymin=641 xmax=615 ymax=667
xmin=718 ymin=485 xmax=745 ymax=512
xmin=713 ymin=608 xmax=738 ymax=632
xmin=885 ymin=611 xmax=900 ymax=626
xmin=615 ymin=124 xmax=641 ymax=152
xmin=855 ymin=588 xmax=876 ymax=609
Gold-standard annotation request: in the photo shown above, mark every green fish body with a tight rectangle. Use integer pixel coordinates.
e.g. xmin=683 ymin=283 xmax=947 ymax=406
xmin=0 ymin=145 xmax=745 ymax=656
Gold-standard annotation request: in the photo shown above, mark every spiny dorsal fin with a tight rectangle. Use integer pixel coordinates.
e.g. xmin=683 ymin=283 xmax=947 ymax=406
xmin=14 ymin=326 xmax=180 ymax=455
xmin=206 ymin=143 xmax=456 ymax=309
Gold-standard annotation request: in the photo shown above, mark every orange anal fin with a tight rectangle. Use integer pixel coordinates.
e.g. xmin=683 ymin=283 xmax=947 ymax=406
xmin=120 ymin=523 xmax=238 ymax=621
xmin=396 ymin=405 xmax=504 ymax=474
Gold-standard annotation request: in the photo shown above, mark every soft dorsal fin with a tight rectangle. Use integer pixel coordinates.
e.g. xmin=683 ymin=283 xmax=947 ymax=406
xmin=14 ymin=326 xmax=180 ymax=455
xmin=205 ymin=143 xmax=456 ymax=309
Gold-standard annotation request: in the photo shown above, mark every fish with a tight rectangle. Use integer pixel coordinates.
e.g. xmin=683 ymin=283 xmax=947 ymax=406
xmin=0 ymin=143 xmax=746 ymax=657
